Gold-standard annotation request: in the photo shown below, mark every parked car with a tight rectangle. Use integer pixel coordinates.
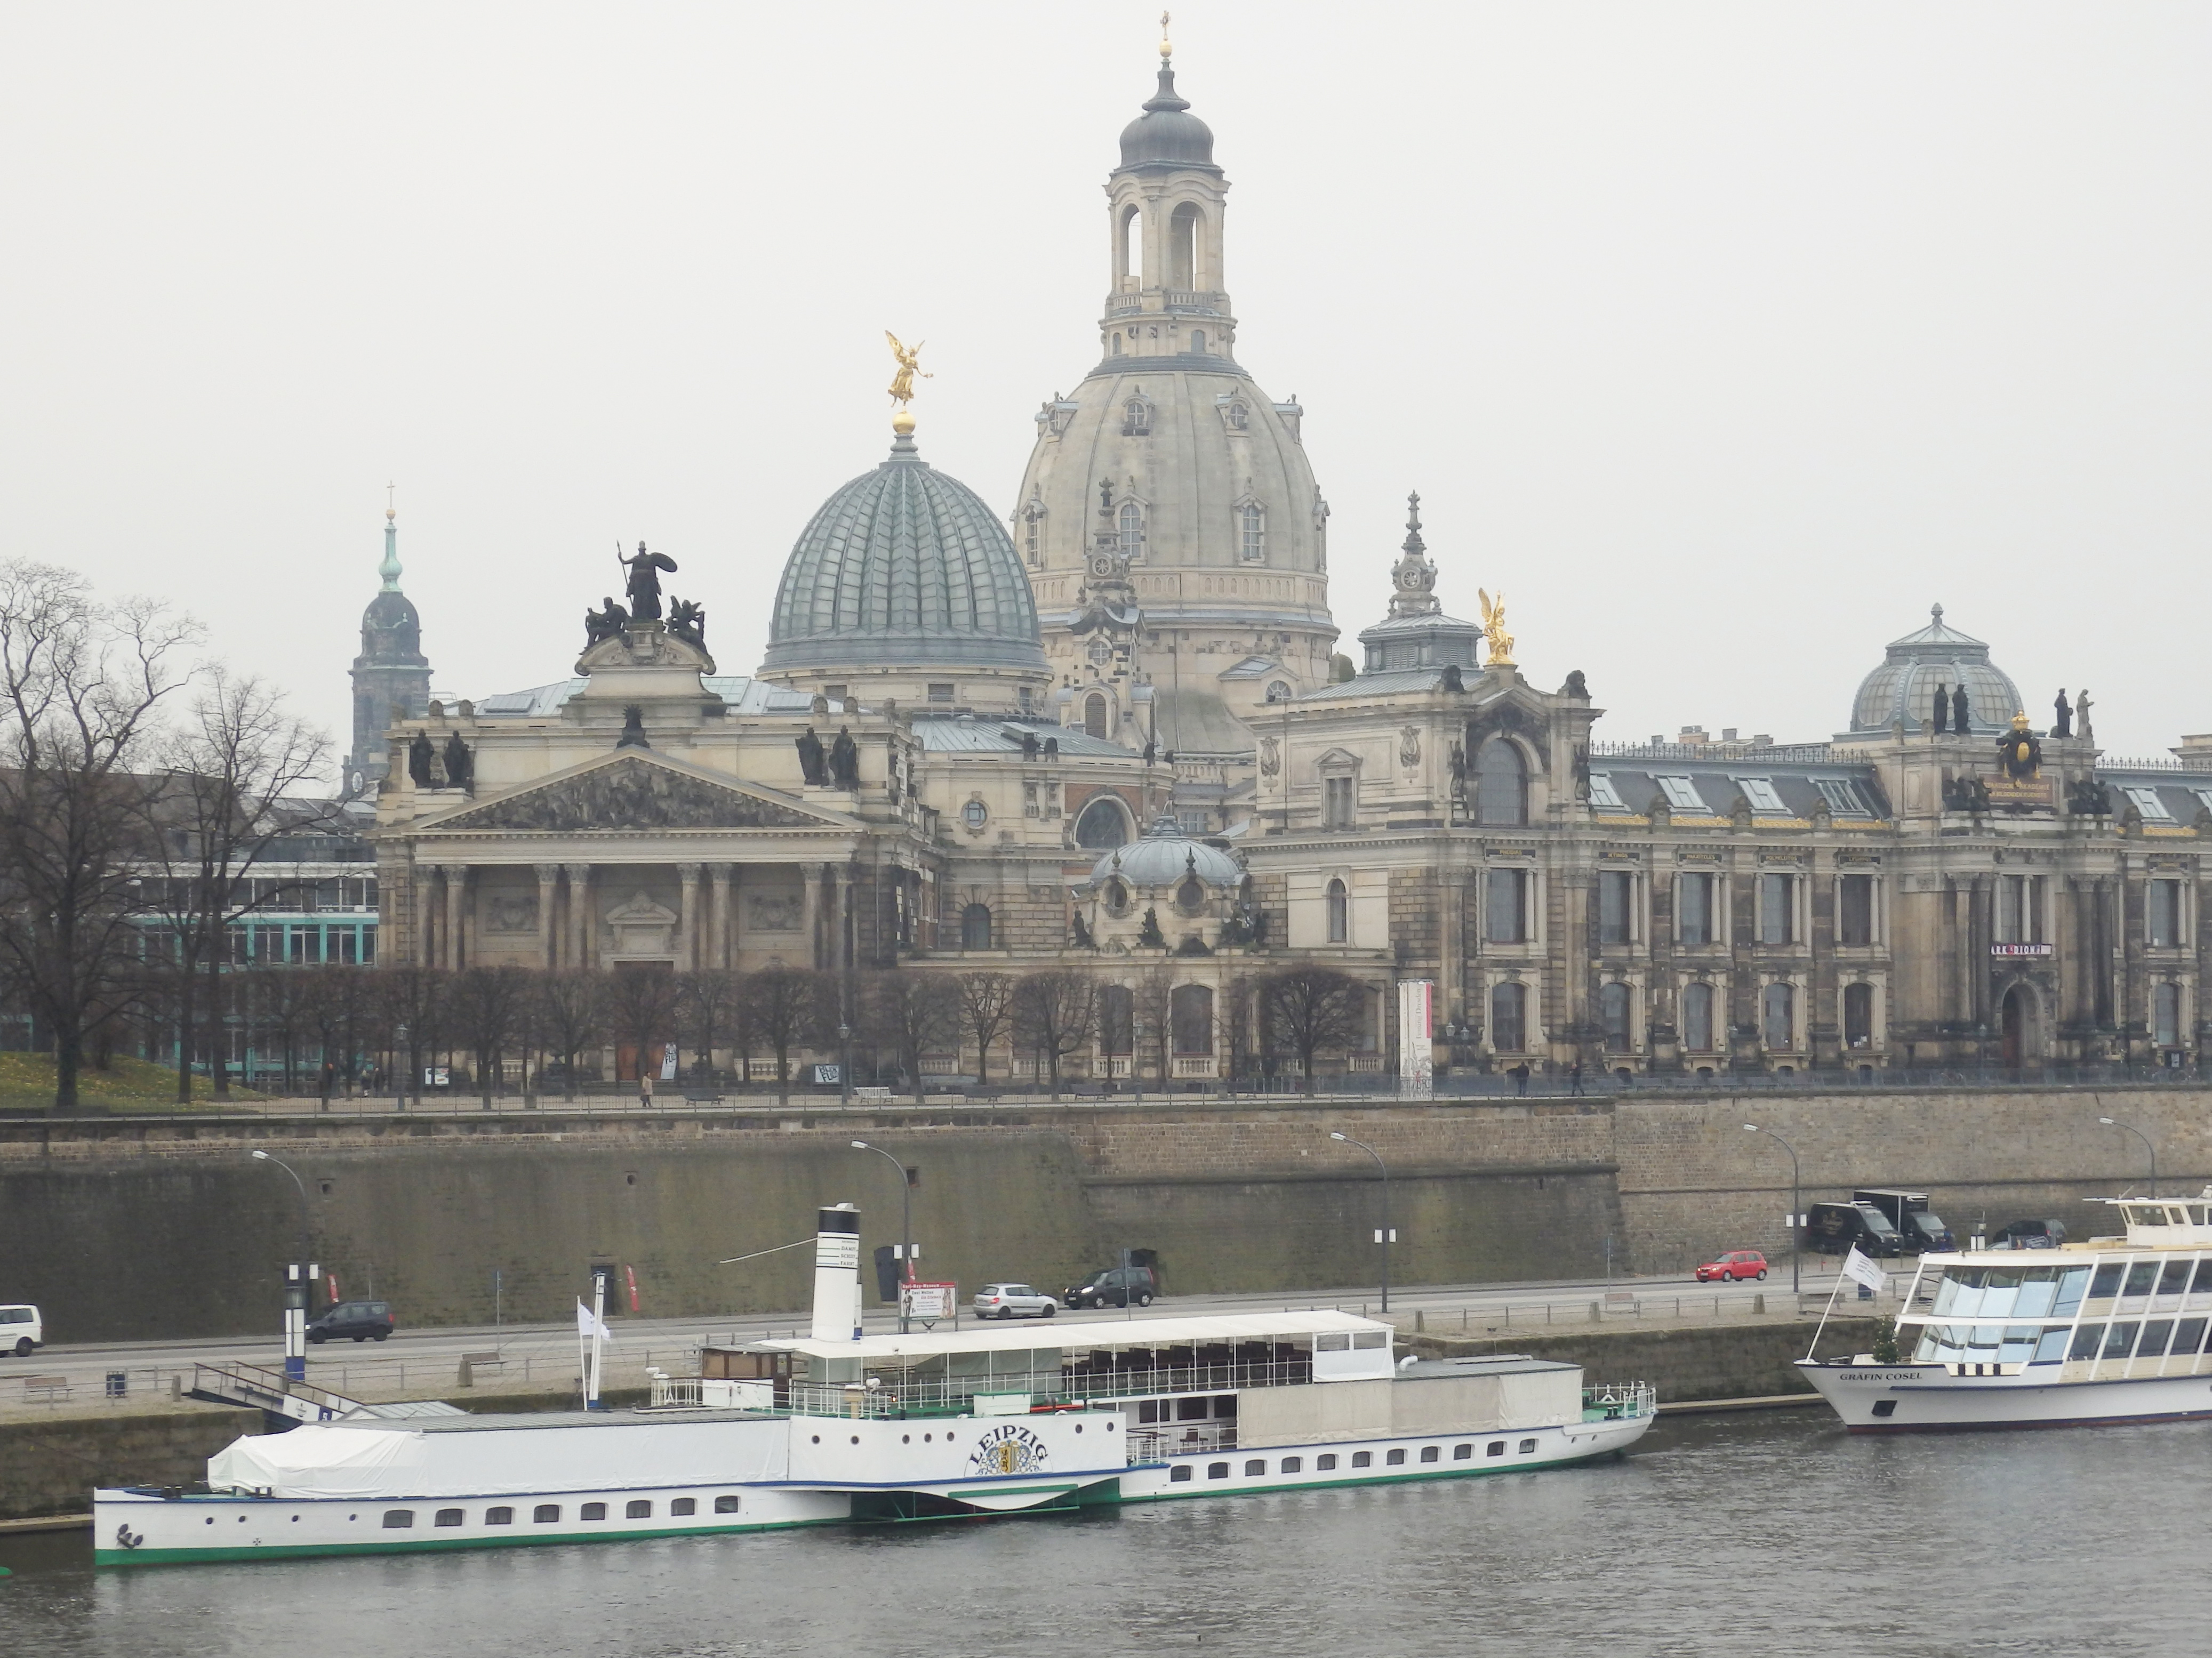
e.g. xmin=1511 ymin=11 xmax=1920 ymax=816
xmin=307 ymin=1300 xmax=396 ymax=1343
xmin=1695 ymin=1251 xmax=1768 ymax=1283
xmin=0 ymin=1303 xmax=42 ymax=1357
xmin=1064 ymin=1266 xmax=1158 ymax=1309
xmin=1805 ymin=1201 xmax=1906 ymax=1258
xmin=1990 ymin=1218 xmax=2068 ymax=1250
xmin=1853 ymin=1189 xmax=1957 ymax=1252
xmin=972 ymin=1283 xmax=1058 ymax=1320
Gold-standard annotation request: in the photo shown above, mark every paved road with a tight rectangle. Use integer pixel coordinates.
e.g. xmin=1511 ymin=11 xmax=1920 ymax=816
xmin=1 ymin=1263 xmax=1872 ymax=1403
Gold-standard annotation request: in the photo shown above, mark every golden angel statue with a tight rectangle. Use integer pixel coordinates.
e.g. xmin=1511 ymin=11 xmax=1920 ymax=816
xmin=885 ymin=331 xmax=931 ymax=406
xmin=1477 ymin=589 xmax=1516 ymax=668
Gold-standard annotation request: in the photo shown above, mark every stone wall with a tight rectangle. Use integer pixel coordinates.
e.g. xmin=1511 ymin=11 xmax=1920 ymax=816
xmin=0 ymin=1407 xmax=262 ymax=1521
xmin=1408 ymin=1317 xmax=1887 ymax=1404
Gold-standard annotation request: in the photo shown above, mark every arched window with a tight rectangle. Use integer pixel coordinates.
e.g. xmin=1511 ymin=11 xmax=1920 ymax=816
xmin=1111 ymin=332 xmax=1123 ymax=356
xmin=1099 ymin=984 xmax=1134 ymax=1056
xmin=1190 ymin=329 xmax=1206 ymax=356
xmin=1102 ymin=878 xmax=1131 ymax=916
xmin=1682 ymin=982 xmax=1714 ymax=1052
xmin=1491 ymin=983 xmax=1527 ymax=1052
xmin=1600 ymin=983 xmax=1633 ymax=1053
xmin=2154 ymin=982 xmax=2181 ymax=1047
xmin=960 ymin=904 xmax=993 ymax=951
xmin=1084 ymin=693 xmax=1109 ymax=739
xmin=1075 ymin=795 xmax=1129 ymax=849
xmin=1265 ymin=681 xmax=1292 ymax=704
xmin=1118 ymin=203 xmax=1141 ymax=282
xmin=1238 ymin=502 xmax=1264 ymax=562
xmin=1326 ymin=878 xmax=1349 ymax=944
xmin=1022 ymin=505 xmax=1043 ymax=567
xmin=1476 ymin=739 xmax=1528 ymax=826
xmin=1169 ymin=202 xmax=1200 ymax=289
xmin=1844 ymin=983 xmax=1873 ymax=1048
xmin=1118 ymin=501 xmax=1145 ymax=560
xmin=1172 ymin=984 xmax=1214 ymax=1055
xmin=1761 ymin=983 xmax=1794 ymax=1050
xmin=1121 ymin=398 xmax=1153 ymax=437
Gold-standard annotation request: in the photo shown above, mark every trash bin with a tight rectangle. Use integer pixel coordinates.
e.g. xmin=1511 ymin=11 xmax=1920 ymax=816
xmin=105 ymin=1371 xmax=127 ymax=1398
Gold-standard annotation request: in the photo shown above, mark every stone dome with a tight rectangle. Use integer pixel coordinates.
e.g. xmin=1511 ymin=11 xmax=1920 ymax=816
xmin=1119 ymin=64 xmax=1217 ymax=171
xmin=1848 ymin=605 xmax=2025 ymax=736
xmin=1088 ymin=814 xmax=1244 ymax=891
xmin=356 ymin=589 xmax=424 ymax=666
xmin=762 ymin=427 xmax=1046 ymax=679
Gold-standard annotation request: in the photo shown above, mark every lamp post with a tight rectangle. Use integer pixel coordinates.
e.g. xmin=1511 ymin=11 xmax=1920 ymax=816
xmin=1330 ymin=1131 xmax=1392 ymax=1312
xmin=2098 ymin=1116 xmax=2158 ymax=1196
xmin=252 ymin=1150 xmax=316 ymax=1381
xmin=393 ymin=1023 xmax=408 ymax=1114
xmin=1743 ymin=1124 xmax=1801 ymax=1295
xmin=852 ymin=1140 xmax=913 ymax=1333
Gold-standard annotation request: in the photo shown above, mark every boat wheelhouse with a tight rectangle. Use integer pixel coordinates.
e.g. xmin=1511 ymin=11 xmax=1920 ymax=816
xmin=93 ymin=1205 xmax=1654 ymax=1565
xmin=1799 ymin=1194 xmax=2212 ymax=1431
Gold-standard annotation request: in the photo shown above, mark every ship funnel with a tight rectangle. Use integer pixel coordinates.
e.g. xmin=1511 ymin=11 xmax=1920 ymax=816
xmin=810 ymin=1203 xmax=863 ymax=1341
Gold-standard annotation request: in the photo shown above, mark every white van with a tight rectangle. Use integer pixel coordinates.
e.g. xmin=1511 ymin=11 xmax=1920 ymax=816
xmin=1 ymin=1305 xmax=43 ymax=1356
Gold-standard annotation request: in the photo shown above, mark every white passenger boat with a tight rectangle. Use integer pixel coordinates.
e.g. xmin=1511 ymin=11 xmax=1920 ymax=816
xmin=1799 ymin=1194 xmax=2212 ymax=1431
xmin=93 ymin=1205 xmax=1654 ymax=1565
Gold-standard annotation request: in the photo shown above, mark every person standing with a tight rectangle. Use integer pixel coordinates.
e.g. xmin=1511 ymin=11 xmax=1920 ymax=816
xmin=639 ymin=1067 xmax=654 ymax=1110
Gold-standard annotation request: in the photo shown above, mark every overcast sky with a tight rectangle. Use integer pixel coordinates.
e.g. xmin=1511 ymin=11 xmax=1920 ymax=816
xmin=4 ymin=3 xmax=2206 ymax=768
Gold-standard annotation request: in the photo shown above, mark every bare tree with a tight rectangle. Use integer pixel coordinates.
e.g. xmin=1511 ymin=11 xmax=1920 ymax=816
xmin=1261 ymin=965 xmax=1368 ymax=1094
xmin=676 ymin=969 xmax=737 ymax=1086
xmin=1131 ymin=965 xmax=1177 ymax=1091
xmin=739 ymin=967 xmax=822 ymax=1105
xmin=298 ymin=962 xmax=375 ymax=1108
xmin=865 ymin=969 xmax=959 ymax=1104
xmin=953 ymin=970 xmax=1016 ymax=1089
xmin=452 ymin=964 xmax=531 ymax=1109
xmin=533 ymin=970 xmax=606 ymax=1102
xmin=1221 ymin=973 xmax=1261 ymax=1092
xmin=0 ymin=562 xmax=195 ymax=1111
xmin=378 ymin=964 xmax=450 ymax=1109
xmin=1012 ymin=968 xmax=1096 ymax=1100
xmin=142 ymin=668 xmax=329 ymax=1101
xmin=604 ymin=967 xmax=680 ymax=1100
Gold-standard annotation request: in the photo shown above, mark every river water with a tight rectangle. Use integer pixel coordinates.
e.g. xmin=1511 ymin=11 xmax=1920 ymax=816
xmin=4 ymin=1408 xmax=2203 ymax=1657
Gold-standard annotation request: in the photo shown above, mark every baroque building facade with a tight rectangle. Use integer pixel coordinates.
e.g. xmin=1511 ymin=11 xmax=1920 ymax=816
xmin=366 ymin=51 xmax=2212 ymax=1086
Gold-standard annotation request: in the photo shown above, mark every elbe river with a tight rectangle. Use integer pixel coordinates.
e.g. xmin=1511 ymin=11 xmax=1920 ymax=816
xmin=4 ymin=1410 xmax=2203 ymax=1656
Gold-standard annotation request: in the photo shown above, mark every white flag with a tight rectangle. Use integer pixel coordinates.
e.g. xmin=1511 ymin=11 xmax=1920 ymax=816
xmin=576 ymin=1299 xmax=614 ymax=1342
xmin=1841 ymin=1246 xmax=1887 ymax=1293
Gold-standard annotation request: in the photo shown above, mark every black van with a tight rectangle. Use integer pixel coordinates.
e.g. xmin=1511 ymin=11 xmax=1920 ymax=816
xmin=1852 ymin=1189 xmax=1957 ymax=1253
xmin=1805 ymin=1201 xmax=1906 ymax=1258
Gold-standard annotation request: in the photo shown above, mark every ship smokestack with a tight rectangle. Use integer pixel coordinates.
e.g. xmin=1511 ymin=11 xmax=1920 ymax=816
xmin=811 ymin=1203 xmax=863 ymax=1341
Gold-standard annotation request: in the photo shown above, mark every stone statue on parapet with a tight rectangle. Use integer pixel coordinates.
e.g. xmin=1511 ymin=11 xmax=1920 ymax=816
xmin=665 ymin=597 xmax=707 ymax=647
xmin=1952 ymin=685 xmax=1970 ymax=732
xmin=2053 ymin=690 xmax=2072 ymax=738
xmin=2067 ymin=775 xmax=2107 ymax=817
xmin=584 ymin=596 xmax=629 ymax=647
xmin=442 ymin=731 xmax=474 ymax=791
xmin=829 ymin=727 xmax=860 ymax=790
xmin=1932 ymin=682 xmax=1949 ymax=734
xmin=2075 ymin=688 xmax=2094 ymax=743
xmin=795 ymin=727 xmax=827 ymax=786
xmin=617 ymin=541 xmax=677 ymax=622
xmin=407 ymin=730 xmax=436 ymax=788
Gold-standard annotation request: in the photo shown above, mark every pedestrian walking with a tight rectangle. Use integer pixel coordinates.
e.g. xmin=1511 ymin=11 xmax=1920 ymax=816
xmin=1569 ymin=1061 xmax=1584 ymax=1096
xmin=639 ymin=1068 xmax=654 ymax=1110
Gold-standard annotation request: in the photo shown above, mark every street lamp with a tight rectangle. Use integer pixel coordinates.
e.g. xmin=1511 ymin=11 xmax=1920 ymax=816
xmin=1743 ymin=1124 xmax=1801 ymax=1295
xmin=1330 ymin=1131 xmax=1392 ymax=1312
xmin=394 ymin=1023 xmax=409 ymax=1113
xmin=252 ymin=1150 xmax=316 ymax=1381
xmin=852 ymin=1140 xmax=913 ymax=1333
xmin=2098 ymin=1116 xmax=2158 ymax=1196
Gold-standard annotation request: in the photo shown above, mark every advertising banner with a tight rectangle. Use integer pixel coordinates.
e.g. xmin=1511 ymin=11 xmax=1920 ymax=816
xmin=1398 ymin=979 xmax=1434 ymax=1099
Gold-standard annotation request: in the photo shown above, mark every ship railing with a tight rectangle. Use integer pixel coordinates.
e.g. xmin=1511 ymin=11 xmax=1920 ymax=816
xmin=649 ymin=1372 xmax=703 ymax=1409
xmin=774 ymin=1357 xmax=1317 ymax=1420
xmin=1125 ymin=1423 xmax=1237 ymax=1464
xmin=1582 ymin=1380 xmax=1657 ymax=1421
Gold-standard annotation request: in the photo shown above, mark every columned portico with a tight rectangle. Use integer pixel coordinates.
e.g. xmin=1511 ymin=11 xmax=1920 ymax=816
xmin=565 ymin=863 xmax=592 ymax=970
xmin=677 ymin=862 xmax=703 ymax=971
xmin=534 ymin=864 xmax=560 ymax=969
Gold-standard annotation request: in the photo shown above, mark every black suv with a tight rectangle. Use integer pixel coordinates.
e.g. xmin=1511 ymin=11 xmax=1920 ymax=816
xmin=307 ymin=1300 xmax=396 ymax=1343
xmin=1064 ymin=1267 xmax=1158 ymax=1309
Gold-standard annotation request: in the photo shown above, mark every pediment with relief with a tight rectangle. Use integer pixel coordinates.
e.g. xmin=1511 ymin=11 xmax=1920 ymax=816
xmin=426 ymin=755 xmax=838 ymax=833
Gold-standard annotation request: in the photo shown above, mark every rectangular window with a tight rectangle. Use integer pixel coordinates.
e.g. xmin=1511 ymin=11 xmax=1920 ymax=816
xmin=2175 ymin=1318 xmax=2208 ymax=1356
xmin=485 ymin=1507 xmax=514 ymax=1525
xmin=533 ymin=1504 xmax=562 ymax=1524
xmin=1452 ymin=1443 xmax=1472 ymax=1460
xmin=1758 ymin=874 xmax=1795 ymax=945
xmin=580 ymin=1503 xmax=607 ymax=1521
xmin=2123 ymin=786 xmax=2173 ymax=822
xmin=2139 ymin=1320 xmax=2176 ymax=1358
xmin=2068 ymin=1324 xmax=2105 ymax=1361
xmin=670 ymin=1498 xmax=696 ymax=1517
xmin=1486 ymin=1441 xmax=1506 ymax=1458
xmin=1169 ymin=1466 xmax=1193 ymax=1483
xmin=1518 ymin=1438 xmax=1538 ymax=1454
xmin=434 ymin=1508 xmax=463 ymax=1527
xmin=1207 ymin=1462 xmax=1230 ymax=1479
xmin=2149 ymin=880 xmax=2183 ymax=947
xmin=1587 ymin=772 xmax=1625 ymax=810
xmin=1385 ymin=1448 xmax=1407 ymax=1466
xmin=1485 ymin=867 xmax=1527 ymax=944
xmin=2101 ymin=1324 xmax=2137 ymax=1359
xmin=1279 ymin=1455 xmax=1303 ymax=1474
xmin=712 ymin=1494 xmax=742 ymax=1515
xmin=1324 ymin=775 xmax=1356 ymax=829
xmin=1418 ymin=1445 xmax=1440 ymax=1463
xmin=1657 ymin=776 xmax=1708 ymax=814
xmin=626 ymin=1500 xmax=653 ymax=1519
xmin=1598 ymin=870 xmax=1632 ymax=945
xmin=382 ymin=1510 xmax=415 ymax=1529
xmin=1734 ymin=777 xmax=1786 ymax=813
xmin=1818 ymin=778 xmax=1869 ymax=815
xmin=1838 ymin=875 xmax=1874 ymax=946
xmin=1678 ymin=873 xmax=1714 ymax=946
xmin=927 ymin=682 xmax=954 ymax=703
xmin=1245 ymin=1459 xmax=1267 ymax=1476
xmin=1316 ymin=1454 xmax=1337 ymax=1471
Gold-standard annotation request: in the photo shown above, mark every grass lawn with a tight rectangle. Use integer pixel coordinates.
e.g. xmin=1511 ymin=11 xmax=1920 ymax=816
xmin=0 ymin=1052 xmax=266 ymax=1114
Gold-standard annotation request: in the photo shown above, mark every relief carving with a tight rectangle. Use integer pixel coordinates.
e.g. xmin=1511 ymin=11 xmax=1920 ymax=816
xmin=437 ymin=756 xmax=822 ymax=833
xmin=482 ymin=894 xmax=539 ymax=933
xmin=747 ymin=891 xmax=802 ymax=932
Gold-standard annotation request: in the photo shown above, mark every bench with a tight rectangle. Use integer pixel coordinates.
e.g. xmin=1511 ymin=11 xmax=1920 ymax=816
xmin=853 ymin=1086 xmax=893 ymax=1104
xmin=456 ymin=1352 xmax=502 ymax=1388
xmin=1598 ymin=1291 xmax=1640 ymax=1317
xmin=22 ymin=1375 xmax=71 ymax=1404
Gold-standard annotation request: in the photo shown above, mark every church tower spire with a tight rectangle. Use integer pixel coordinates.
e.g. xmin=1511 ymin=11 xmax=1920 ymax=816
xmin=348 ymin=492 xmax=432 ymax=794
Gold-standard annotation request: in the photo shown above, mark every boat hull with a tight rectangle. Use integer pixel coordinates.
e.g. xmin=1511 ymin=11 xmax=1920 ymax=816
xmin=1798 ymin=1361 xmax=2212 ymax=1432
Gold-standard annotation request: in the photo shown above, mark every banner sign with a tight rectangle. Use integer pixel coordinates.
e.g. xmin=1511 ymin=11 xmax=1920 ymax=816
xmin=1398 ymin=979 xmax=1435 ymax=1099
xmin=902 ymin=1282 xmax=957 ymax=1323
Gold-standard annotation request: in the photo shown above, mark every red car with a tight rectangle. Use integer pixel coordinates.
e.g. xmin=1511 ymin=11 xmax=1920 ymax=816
xmin=1696 ymin=1251 xmax=1768 ymax=1283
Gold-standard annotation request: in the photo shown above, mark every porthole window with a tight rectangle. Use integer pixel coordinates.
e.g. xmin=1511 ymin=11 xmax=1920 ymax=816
xmin=434 ymin=1508 xmax=464 ymax=1527
xmin=580 ymin=1503 xmax=607 ymax=1521
xmin=963 ymin=799 xmax=988 ymax=831
xmin=1104 ymin=880 xmax=1131 ymax=917
xmin=714 ymin=1495 xmax=742 ymax=1514
xmin=1176 ymin=876 xmax=1206 ymax=914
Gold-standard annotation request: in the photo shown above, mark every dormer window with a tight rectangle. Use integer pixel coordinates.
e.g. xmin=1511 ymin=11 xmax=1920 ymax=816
xmin=1817 ymin=778 xmax=1870 ymax=815
xmin=1657 ymin=777 xmax=1709 ymax=814
xmin=1734 ymin=777 xmax=1787 ymax=814
xmin=1265 ymin=681 xmax=1292 ymax=704
xmin=1121 ymin=396 xmax=1154 ymax=437
xmin=1587 ymin=772 xmax=1625 ymax=810
xmin=2122 ymin=786 xmax=2173 ymax=822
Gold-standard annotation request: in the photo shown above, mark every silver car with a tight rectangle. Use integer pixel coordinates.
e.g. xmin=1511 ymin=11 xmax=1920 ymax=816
xmin=973 ymin=1283 xmax=1058 ymax=1321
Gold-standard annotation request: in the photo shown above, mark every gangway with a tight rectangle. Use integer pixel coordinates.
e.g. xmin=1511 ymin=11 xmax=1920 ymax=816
xmin=187 ymin=1360 xmax=466 ymax=1426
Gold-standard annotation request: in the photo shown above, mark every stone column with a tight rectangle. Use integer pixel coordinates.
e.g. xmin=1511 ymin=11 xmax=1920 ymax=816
xmin=443 ymin=866 xmax=467 ymax=971
xmin=710 ymin=865 xmax=735 ymax=970
xmin=565 ymin=864 xmax=593 ymax=971
xmin=677 ymin=862 xmax=702 ymax=972
xmin=535 ymin=865 xmax=560 ymax=970
xmin=802 ymin=863 xmax=826 ymax=971
xmin=829 ymin=865 xmax=850 ymax=971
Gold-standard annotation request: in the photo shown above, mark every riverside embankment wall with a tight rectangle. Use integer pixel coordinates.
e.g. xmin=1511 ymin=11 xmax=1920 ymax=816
xmin=0 ymin=1088 xmax=2203 ymax=1344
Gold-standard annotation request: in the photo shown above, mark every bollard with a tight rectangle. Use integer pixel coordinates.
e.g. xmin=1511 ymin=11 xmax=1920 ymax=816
xmin=1589 ymin=1300 xmax=1601 ymax=1323
xmin=1753 ymin=1293 xmax=1766 ymax=1315
xmin=1415 ymin=1310 xmax=1425 ymax=1332
xmin=458 ymin=1356 xmax=474 ymax=1389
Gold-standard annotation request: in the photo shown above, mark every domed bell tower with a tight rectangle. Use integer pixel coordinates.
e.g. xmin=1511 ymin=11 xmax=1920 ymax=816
xmin=1015 ymin=30 xmax=1336 ymax=761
